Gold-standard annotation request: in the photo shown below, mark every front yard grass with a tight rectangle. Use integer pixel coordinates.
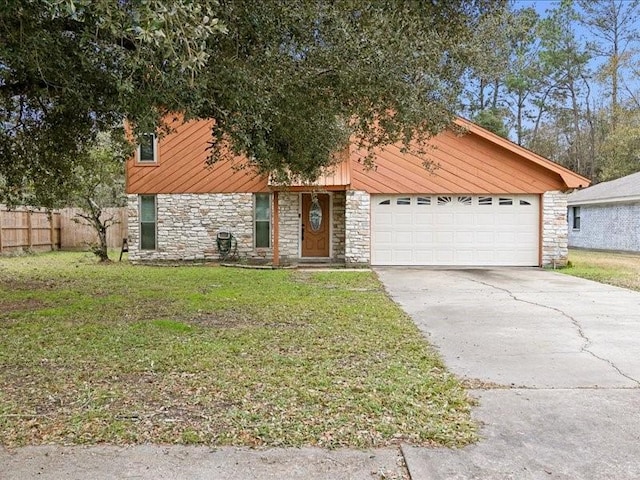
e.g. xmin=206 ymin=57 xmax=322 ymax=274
xmin=562 ymin=249 xmax=640 ymax=291
xmin=0 ymin=252 xmax=476 ymax=448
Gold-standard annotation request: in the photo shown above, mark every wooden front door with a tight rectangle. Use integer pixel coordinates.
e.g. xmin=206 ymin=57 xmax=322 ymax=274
xmin=302 ymin=193 xmax=330 ymax=257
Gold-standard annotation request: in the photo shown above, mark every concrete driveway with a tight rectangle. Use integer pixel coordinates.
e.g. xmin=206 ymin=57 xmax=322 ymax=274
xmin=376 ymin=267 xmax=640 ymax=480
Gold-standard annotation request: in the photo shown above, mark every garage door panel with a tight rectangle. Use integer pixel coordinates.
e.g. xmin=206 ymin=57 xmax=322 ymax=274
xmin=435 ymin=213 xmax=455 ymax=225
xmin=376 ymin=231 xmax=393 ymax=243
xmin=476 ymin=213 xmax=496 ymax=226
xmin=394 ymin=249 xmax=414 ymax=264
xmin=455 ymin=213 xmax=476 ymax=225
xmin=372 ymin=194 xmax=539 ymax=266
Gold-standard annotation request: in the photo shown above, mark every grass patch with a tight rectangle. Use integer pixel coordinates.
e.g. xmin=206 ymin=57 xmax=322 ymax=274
xmin=0 ymin=252 xmax=476 ymax=448
xmin=560 ymin=249 xmax=640 ymax=291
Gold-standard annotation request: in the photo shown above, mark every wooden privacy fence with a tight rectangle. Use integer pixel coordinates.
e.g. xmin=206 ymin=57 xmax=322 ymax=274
xmin=0 ymin=206 xmax=127 ymax=254
xmin=58 ymin=208 xmax=128 ymax=250
xmin=0 ymin=207 xmax=61 ymax=253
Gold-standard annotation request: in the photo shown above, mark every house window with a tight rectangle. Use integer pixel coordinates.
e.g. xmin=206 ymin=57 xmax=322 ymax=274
xmin=138 ymin=133 xmax=157 ymax=163
xmin=499 ymin=197 xmax=513 ymax=205
xmin=417 ymin=196 xmax=431 ymax=205
xmin=396 ymin=197 xmax=411 ymax=205
xmin=479 ymin=197 xmax=493 ymax=205
xmin=139 ymin=195 xmax=157 ymax=250
xmin=254 ymin=193 xmax=271 ymax=248
xmin=572 ymin=206 xmax=581 ymax=230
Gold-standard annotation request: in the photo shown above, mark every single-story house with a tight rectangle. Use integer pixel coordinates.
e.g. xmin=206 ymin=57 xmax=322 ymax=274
xmin=568 ymin=171 xmax=640 ymax=252
xmin=126 ymin=117 xmax=589 ymax=267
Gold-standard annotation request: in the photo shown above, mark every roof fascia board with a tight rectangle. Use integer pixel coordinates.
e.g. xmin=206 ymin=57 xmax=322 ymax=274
xmin=568 ymin=195 xmax=640 ymax=206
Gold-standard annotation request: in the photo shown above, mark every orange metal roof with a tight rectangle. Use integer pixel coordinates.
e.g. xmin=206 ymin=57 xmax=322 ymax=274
xmin=350 ymin=119 xmax=590 ymax=194
xmin=127 ymin=116 xmax=590 ymax=195
xmin=126 ymin=118 xmax=269 ymax=194
xmin=267 ymin=148 xmax=351 ymax=191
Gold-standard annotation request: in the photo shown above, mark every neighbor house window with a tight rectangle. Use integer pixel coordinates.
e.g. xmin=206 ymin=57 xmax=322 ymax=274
xmin=138 ymin=133 xmax=157 ymax=163
xmin=572 ymin=206 xmax=581 ymax=230
xmin=254 ymin=193 xmax=271 ymax=248
xmin=139 ymin=195 xmax=157 ymax=250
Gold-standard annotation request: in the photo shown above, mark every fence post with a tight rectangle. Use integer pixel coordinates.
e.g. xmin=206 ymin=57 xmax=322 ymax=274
xmin=55 ymin=212 xmax=61 ymax=249
xmin=49 ymin=211 xmax=55 ymax=251
xmin=27 ymin=209 xmax=32 ymax=249
xmin=0 ymin=209 xmax=3 ymax=253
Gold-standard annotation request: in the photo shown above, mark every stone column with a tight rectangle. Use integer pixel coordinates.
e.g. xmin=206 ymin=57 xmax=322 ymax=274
xmin=345 ymin=190 xmax=370 ymax=265
xmin=542 ymin=190 xmax=569 ymax=267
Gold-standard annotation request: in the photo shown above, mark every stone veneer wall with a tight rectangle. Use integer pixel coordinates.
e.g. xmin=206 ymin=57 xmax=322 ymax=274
xmin=277 ymin=192 xmax=299 ymax=261
xmin=345 ymin=190 xmax=370 ymax=264
xmin=542 ymin=190 xmax=569 ymax=267
xmin=332 ymin=192 xmax=346 ymax=260
xmin=127 ymin=193 xmax=254 ymax=261
xmin=568 ymin=202 xmax=640 ymax=252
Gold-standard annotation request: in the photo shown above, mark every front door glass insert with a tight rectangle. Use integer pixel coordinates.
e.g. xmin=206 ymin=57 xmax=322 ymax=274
xmin=309 ymin=196 xmax=322 ymax=231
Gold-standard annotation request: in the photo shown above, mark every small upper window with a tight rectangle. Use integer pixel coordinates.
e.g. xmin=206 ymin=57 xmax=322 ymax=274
xmin=572 ymin=206 xmax=581 ymax=230
xmin=479 ymin=197 xmax=492 ymax=205
xmin=138 ymin=133 xmax=157 ymax=163
xmin=437 ymin=196 xmax=452 ymax=205
xmin=417 ymin=197 xmax=431 ymax=205
xmin=520 ymin=199 xmax=531 ymax=206
xmin=499 ymin=197 xmax=513 ymax=206
xmin=378 ymin=199 xmax=391 ymax=205
xmin=396 ymin=197 xmax=411 ymax=205
xmin=458 ymin=196 xmax=472 ymax=205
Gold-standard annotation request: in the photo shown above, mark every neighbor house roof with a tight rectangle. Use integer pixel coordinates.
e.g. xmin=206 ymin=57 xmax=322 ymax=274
xmin=568 ymin=171 xmax=640 ymax=206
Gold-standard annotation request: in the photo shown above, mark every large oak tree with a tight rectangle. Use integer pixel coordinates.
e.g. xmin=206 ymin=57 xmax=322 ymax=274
xmin=1 ymin=0 xmax=502 ymax=206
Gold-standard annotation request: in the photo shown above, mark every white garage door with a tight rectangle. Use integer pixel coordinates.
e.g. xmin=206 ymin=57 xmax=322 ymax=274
xmin=371 ymin=194 xmax=539 ymax=266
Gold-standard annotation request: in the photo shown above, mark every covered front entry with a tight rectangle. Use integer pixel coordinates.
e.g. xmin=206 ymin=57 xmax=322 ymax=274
xmin=371 ymin=194 xmax=540 ymax=266
xmin=301 ymin=193 xmax=330 ymax=257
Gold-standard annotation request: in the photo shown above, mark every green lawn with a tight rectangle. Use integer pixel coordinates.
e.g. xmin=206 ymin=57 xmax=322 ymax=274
xmin=561 ymin=249 xmax=640 ymax=292
xmin=0 ymin=252 xmax=475 ymax=448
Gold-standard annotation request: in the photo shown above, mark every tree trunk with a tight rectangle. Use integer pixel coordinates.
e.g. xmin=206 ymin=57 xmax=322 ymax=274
xmin=95 ymin=225 xmax=109 ymax=262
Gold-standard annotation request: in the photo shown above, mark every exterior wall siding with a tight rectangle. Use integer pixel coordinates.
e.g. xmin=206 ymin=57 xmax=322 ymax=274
xmin=345 ymin=190 xmax=371 ymax=264
xmin=128 ymin=192 xmax=348 ymax=263
xmin=332 ymin=192 xmax=346 ymax=260
xmin=542 ymin=191 xmax=569 ymax=266
xmin=568 ymin=202 xmax=640 ymax=252
xmin=277 ymin=192 xmax=299 ymax=261
xmin=127 ymin=193 xmax=254 ymax=262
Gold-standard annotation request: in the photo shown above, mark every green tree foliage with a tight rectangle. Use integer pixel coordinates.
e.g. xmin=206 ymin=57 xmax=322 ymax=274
xmin=577 ymin=0 xmax=640 ymax=123
xmin=597 ymin=106 xmax=640 ymax=181
xmin=0 ymin=0 xmax=225 ymax=207
xmin=472 ymin=108 xmax=509 ymax=138
xmin=524 ymin=1 xmax=595 ymax=178
xmin=67 ymin=132 xmax=127 ymax=262
xmin=1 ymin=0 xmax=501 ymax=205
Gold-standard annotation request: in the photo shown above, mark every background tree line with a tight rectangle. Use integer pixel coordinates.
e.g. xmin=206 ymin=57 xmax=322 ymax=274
xmin=464 ymin=0 xmax=640 ymax=183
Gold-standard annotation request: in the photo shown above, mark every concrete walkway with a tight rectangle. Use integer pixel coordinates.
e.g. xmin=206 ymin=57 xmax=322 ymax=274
xmin=0 ymin=445 xmax=407 ymax=479
xmin=377 ymin=267 xmax=640 ymax=480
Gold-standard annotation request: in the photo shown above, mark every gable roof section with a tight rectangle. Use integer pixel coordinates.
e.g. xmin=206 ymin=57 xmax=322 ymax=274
xmin=351 ymin=118 xmax=590 ymax=194
xmin=568 ymin=171 xmax=640 ymax=205
xmin=127 ymin=116 xmax=589 ymax=195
